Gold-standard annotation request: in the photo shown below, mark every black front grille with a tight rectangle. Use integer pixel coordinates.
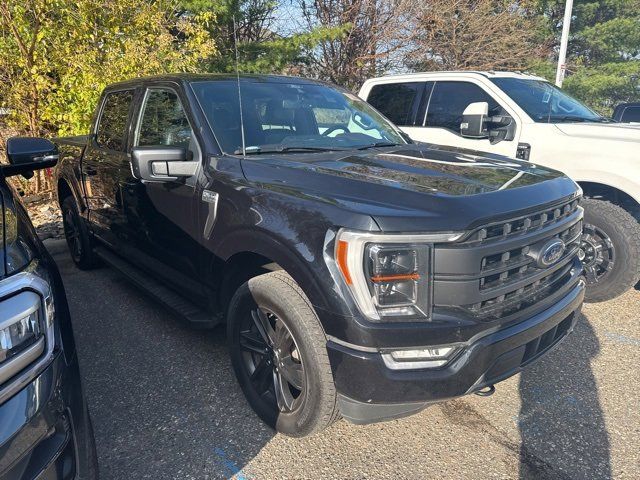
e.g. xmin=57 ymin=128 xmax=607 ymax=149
xmin=479 ymin=219 xmax=582 ymax=291
xmin=433 ymin=197 xmax=583 ymax=321
xmin=468 ymin=261 xmax=576 ymax=319
xmin=464 ymin=198 xmax=580 ymax=244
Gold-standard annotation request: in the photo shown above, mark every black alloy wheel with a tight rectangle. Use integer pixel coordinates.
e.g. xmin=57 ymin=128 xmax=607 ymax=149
xmin=240 ymin=306 xmax=305 ymax=413
xmin=579 ymin=223 xmax=615 ymax=285
xmin=228 ymin=271 xmax=339 ymax=437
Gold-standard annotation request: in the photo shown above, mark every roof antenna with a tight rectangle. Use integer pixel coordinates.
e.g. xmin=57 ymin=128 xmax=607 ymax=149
xmin=233 ymin=16 xmax=247 ymax=156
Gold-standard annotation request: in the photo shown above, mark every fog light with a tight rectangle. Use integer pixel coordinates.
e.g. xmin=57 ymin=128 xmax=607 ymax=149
xmin=382 ymin=346 xmax=457 ymax=370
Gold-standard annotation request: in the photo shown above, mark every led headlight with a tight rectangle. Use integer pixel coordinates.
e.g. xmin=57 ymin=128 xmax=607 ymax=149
xmin=0 ymin=296 xmax=41 ymax=363
xmin=0 ymin=272 xmax=55 ymax=404
xmin=333 ymin=229 xmax=463 ymax=321
xmin=0 ymin=291 xmax=46 ymax=385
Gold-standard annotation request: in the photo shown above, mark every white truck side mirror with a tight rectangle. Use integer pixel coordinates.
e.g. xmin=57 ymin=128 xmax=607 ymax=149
xmin=460 ymin=102 xmax=489 ymax=139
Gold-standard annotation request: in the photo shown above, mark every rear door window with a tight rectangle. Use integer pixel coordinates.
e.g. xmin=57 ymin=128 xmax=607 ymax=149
xmin=367 ymin=82 xmax=425 ymax=126
xmin=621 ymin=106 xmax=640 ymax=123
xmin=426 ymin=81 xmax=501 ymax=132
xmin=96 ymin=90 xmax=135 ymax=151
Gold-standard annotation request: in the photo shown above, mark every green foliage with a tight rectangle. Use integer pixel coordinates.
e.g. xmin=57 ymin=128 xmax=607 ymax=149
xmin=563 ymin=61 xmax=640 ymax=114
xmin=0 ymin=0 xmax=216 ymax=136
xmin=536 ymin=0 xmax=640 ymax=113
xmin=179 ymin=0 xmax=340 ymax=75
xmin=232 ymin=25 xmax=348 ymax=74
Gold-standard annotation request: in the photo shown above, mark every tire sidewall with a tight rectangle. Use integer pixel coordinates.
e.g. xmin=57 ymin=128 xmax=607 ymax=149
xmin=228 ymin=276 xmax=329 ymax=437
xmin=582 ymin=199 xmax=640 ymax=302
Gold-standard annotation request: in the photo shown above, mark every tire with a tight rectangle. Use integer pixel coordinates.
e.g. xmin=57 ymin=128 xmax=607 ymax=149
xmin=61 ymin=196 xmax=100 ymax=270
xmin=228 ymin=271 xmax=339 ymax=437
xmin=580 ymin=198 xmax=640 ymax=302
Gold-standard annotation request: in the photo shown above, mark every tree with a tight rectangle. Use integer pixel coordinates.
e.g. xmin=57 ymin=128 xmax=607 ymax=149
xmin=535 ymin=0 xmax=640 ymax=113
xmin=0 ymin=0 xmax=215 ymax=138
xmin=180 ymin=0 xmax=338 ymax=74
xmin=405 ymin=0 xmax=548 ymax=72
xmin=298 ymin=0 xmax=418 ymax=89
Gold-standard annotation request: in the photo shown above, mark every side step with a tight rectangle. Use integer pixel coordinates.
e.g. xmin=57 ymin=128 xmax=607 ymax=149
xmin=94 ymin=246 xmax=221 ymax=329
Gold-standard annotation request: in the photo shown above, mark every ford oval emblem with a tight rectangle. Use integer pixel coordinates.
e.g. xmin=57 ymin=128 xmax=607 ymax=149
xmin=538 ymin=239 xmax=566 ymax=267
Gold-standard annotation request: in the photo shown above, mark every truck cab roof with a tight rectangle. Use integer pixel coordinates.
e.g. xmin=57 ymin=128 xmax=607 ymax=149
xmin=105 ymin=73 xmax=330 ymax=91
xmin=362 ymin=71 xmax=548 ymax=85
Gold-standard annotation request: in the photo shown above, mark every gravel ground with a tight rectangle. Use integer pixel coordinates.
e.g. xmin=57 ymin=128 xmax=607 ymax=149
xmin=46 ymin=239 xmax=640 ymax=480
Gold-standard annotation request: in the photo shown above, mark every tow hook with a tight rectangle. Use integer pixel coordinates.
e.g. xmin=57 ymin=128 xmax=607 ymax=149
xmin=474 ymin=385 xmax=496 ymax=397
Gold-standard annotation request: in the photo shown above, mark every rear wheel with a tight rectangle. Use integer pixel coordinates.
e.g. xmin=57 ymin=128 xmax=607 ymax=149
xmin=580 ymin=198 xmax=640 ymax=302
xmin=228 ymin=271 xmax=339 ymax=437
xmin=61 ymin=196 xmax=100 ymax=270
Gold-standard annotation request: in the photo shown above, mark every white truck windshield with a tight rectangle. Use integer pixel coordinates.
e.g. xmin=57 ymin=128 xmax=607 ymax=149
xmin=491 ymin=78 xmax=607 ymax=124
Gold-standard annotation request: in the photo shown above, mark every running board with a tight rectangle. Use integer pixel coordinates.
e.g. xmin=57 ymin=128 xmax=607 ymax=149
xmin=94 ymin=246 xmax=220 ymax=329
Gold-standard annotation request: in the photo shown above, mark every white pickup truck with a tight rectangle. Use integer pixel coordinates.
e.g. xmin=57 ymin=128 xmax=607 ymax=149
xmin=359 ymin=71 xmax=640 ymax=302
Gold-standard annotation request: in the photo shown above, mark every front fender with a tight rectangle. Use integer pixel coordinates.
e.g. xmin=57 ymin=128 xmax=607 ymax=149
xmin=216 ymin=227 xmax=337 ymax=314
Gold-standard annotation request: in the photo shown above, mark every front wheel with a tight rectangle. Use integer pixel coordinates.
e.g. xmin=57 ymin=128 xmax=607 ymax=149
xmin=228 ymin=271 xmax=339 ymax=437
xmin=580 ymin=198 xmax=640 ymax=302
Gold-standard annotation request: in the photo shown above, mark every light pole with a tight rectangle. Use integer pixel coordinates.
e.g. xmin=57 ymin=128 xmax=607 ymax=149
xmin=555 ymin=0 xmax=574 ymax=87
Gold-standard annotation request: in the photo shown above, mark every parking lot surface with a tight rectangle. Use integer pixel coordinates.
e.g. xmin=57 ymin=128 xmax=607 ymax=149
xmin=47 ymin=239 xmax=639 ymax=479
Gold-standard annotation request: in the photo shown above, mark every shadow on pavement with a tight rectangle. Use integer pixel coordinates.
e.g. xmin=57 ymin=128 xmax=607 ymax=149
xmin=518 ymin=313 xmax=611 ymax=479
xmin=47 ymin=239 xmax=273 ymax=479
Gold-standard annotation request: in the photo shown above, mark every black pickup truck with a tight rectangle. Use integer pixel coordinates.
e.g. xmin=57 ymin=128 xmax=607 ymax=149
xmin=42 ymin=74 xmax=584 ymax=437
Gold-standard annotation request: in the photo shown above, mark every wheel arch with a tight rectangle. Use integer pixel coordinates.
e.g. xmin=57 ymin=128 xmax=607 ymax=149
xmin=56 ymin=173 xmax=87 ymax=216
xmin=214 ymin=229 xmax=332 ymax=319
xmin=578 ymin=181 xmax=640 ymax=219
xmin=57 ymin=178 xmax=73 ymax=205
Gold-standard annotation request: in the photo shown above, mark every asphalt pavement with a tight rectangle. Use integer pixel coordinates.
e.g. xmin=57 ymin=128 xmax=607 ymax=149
xmin=46 ymin=239 xmax=640 ymax=480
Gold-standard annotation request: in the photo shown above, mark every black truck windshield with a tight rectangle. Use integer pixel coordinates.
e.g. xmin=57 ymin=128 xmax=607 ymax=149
xmin=491 ymin=78 xmax=606 ymax=124
xmin=191 ymin=80 xmax=407 ymax=154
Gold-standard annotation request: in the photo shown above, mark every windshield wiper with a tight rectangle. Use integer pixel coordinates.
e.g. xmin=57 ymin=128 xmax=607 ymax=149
xmin=357 ymin=142 xmax=401 ymax=150
xmin=550 ymin=115 xmax=614 ymax=124
xmin=551 ymin=115 xmax=589 ymax=123
xmin=234 ymin=146 xmax=349 ymax=155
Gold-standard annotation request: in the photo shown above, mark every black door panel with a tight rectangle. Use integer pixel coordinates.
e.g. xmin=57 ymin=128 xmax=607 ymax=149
xmin=82 ymin=89 xmax=136 ymax=246
xmin=119 ymin=87 xmax=205 ymax=304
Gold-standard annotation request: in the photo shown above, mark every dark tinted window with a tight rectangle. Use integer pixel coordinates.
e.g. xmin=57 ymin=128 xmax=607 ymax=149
xmin=137 ymin=89 xmax=193 ymax=149
xmin=622 ymin=106 xmax=640 ymax=123
xmin=426 ymin=81 xmax=500 ymax=131
xmin=367 ymin=83 xmax=424 ymax=126
xmin=96 ymin=90 xmax=134 ymax=150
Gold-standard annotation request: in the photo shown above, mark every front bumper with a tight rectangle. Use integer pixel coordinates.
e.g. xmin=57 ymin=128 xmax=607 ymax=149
xmin=0 ymin=353 xmax=95 ymax=480
xmin=328 ymin=280 xmax=585 ymax=424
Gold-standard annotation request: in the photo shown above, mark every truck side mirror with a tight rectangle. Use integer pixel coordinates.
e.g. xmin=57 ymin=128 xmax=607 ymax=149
xmin=460 ymin=102 xmax=489 ymax=139
xmin=131 ymin=146 xmax=198 ymax=182
xmin=2 ymin=137 xmax=59 ymax=178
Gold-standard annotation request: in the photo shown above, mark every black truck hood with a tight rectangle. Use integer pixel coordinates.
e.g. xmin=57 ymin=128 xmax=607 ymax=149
xmin=240 ymin=144 xmax=579 ymax=232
